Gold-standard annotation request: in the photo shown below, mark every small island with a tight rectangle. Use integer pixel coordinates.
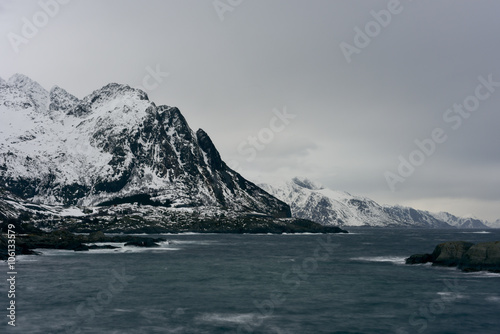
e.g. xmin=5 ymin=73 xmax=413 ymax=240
xmin=406 ymin=240 xmax=500 ymax=273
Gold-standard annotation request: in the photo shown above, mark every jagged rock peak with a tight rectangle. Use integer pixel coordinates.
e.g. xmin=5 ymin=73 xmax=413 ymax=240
xmin=292 ymin=177 xmax=324 ymax=190
xmin=8 ymin=73 xmax=36 ymax=85
xmin=65 ymin=82 xmax=151 ymax=118
xmin=83 ymin=82 xmax=149 ymax=105
xmin=7 ymin=73 xmax=46 ymax=94
xmin=197 ymin=129 xmax=224 ymax=170
xmin=6 ymin=73 xmax=49 ymax=112
xmin=49 ymin=86 xmax=80 ymax=112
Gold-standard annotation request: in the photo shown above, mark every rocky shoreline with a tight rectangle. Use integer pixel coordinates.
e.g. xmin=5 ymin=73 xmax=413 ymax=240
xmin=0 ymin=226 xmax=167 ymax=260
xmin=406 ymin=240 xmax=500 ymax=273
xmin=0 ymin=218 xmax=348 ymax=260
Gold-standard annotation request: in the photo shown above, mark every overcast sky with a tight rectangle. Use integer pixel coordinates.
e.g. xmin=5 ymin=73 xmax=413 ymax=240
xmin=1 ymin=0 xmax=499 ymax=221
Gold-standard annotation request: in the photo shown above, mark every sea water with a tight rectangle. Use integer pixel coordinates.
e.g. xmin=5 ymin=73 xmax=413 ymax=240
xmin=1 ymin=228 xmax=499 ymax=333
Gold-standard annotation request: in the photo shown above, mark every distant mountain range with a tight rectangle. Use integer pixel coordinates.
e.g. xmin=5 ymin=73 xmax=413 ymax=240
xmin=0 ymin=74 xmax=494 ymax=231
xmin=259 ymin=177 xmax=492 ymax=228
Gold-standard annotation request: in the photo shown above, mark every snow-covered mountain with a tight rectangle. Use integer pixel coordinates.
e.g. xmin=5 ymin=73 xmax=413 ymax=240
xmin=259 ymin=177 xmax=490 ymax=228
xmin=0 ymin=74 xmax=290 ymax=217
xmin=429 ymin=212 xmax=490 ymax=229
xmin=485 ymin=219 xmax=500 ymax=228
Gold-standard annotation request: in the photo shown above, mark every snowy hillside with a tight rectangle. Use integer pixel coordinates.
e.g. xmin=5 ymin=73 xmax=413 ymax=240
xmin=259 ymin=177 xmax=490 ymax=228
xmin=0 ymin=74 xmax=290 ymax=218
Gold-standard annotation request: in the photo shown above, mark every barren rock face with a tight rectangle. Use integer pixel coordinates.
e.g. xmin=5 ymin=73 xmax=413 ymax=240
xmin=431 ymin=241 xmax=475 ymax=267
xmin=407 ymin=241 xmax=500 ymax=273
xmin=459 ymin=241 xmax=500 ymax=272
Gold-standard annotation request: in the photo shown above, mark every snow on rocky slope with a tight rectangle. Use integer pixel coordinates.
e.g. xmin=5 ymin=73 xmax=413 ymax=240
xmin=259 ymin=177 xmax=491 ymax=228
xmin=0 ymin=74 xmax=290 ymax=218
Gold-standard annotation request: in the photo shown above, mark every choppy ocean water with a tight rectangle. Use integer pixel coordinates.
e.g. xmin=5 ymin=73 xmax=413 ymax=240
xmin=1 ymin=228 xmax=500 ymax=333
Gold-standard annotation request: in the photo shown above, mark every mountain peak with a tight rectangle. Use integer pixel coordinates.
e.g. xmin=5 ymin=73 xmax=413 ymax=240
xmin=7 ymin=73 xmax=45 ymax=92
xmin=0 ymin=76 xmax=5 ymax=85
xmin=49 ymin=85 xmax=67 ymax=94
xmin=49 ymin=85 xmax=80 ymax=113
xmin=291 ymin=177 xmax=324 ymax=190
xmin=197 ymin=128 xmax=223 ymax=170
xmin=8 ymin=73 xmax=33 ymax=84
xmin=0 ymin=75 xmax=291 ymax=218
xmin=6 ymin=73 xmax=49 ymax=112
xmin=86 ymin=83 xmax=149 ymax=104
xmin=64 ymin=82 xmax=151 ymax=118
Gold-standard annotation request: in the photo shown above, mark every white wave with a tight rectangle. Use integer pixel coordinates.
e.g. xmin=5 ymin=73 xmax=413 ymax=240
xmin=15 ymin=255 xmax=40 ymax=262
xmin=333 ymin=232 xmax=362 ymax=235
xmin=197 ymin=312 xmax=266 ymax=325
xmin=83 ymin=245 xmax=181 ymax=254
xmin=83 ymin=242 xmax=125 ymax=246
xmin=112 ymin=308 xmax=134 ymax=313
xmin=281 ymin=232 xmax=324 ymax=235
xmin=485 ymin=296 xmax=500 ymax=303
xmin=466 ymin=271 xmax=500 ymax=278
xmin=33 ymin=243 xmax=181 ymax=256
xmin=351 ymin=256 xmax=407 ymax=264
xmin=460 ymin=231 xmax=491 ymax=234
xmin=159 ymin=232 xmax=216 ymax=235
xmin=34 ymin=249 xmax=77 ymax=256
xmin=165 ymin=240 xmax=216 ymax=245
xmin=437 ymin=291 xmax=467 ymax=301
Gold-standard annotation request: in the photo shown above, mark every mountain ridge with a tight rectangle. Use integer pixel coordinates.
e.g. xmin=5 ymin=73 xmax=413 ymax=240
xmin=259 ymin=177 xmax=491 ymax=228
xmin=0 ymin=73 xmax=290 ymax=219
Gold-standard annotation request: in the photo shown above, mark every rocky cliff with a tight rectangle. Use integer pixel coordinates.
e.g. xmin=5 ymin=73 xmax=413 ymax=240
xmin=0 ymin=74 xmax=290 ymax=219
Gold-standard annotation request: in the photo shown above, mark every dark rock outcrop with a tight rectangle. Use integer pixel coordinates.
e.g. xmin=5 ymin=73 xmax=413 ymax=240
xmin=405 ymin=253 xmax=434 ymax=265
xmin=431 ymin=241 xmax=474 ymax=267
xmin=87 ymin=231 xmax=106 ymax=242
xmin=2 ymin=219 xmax=348 ymax=260
xmin=0 ymin=235 xmax=39 ymax=260
xmin=458 ymin=241 xmax=500 ymax=272
xmin=88 ymin=244 xmax=119 ymax=250
xmin=406 ymin=241 xmax=500 ymax=273
xmin=1 ymin=229 xmax=167 ymax=257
